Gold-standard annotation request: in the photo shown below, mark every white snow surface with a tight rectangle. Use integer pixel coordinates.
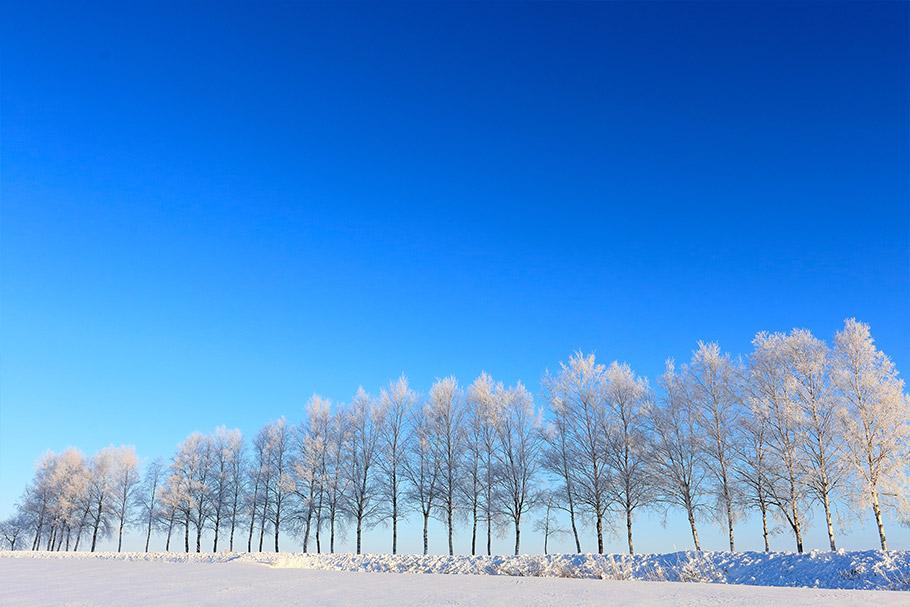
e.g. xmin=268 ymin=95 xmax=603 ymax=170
xmin=2 ymin=553 xmax=910 ymax=607
xmin=2 ymin=549 xmax=909 ymax=594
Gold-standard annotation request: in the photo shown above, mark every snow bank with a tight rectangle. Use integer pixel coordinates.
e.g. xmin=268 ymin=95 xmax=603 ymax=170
xmin=2 ymin=549 xmax=908 ymax=591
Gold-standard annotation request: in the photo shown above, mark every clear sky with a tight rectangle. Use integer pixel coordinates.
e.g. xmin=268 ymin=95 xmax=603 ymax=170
xmin=1 ymin=1 xmax=908 ymax=554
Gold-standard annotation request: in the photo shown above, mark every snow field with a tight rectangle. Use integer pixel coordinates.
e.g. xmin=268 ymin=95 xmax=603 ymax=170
xmin=2 ymin=555 xmax=908 ymax=607
xmin=2 ymin=548 xmax=908 ymax=591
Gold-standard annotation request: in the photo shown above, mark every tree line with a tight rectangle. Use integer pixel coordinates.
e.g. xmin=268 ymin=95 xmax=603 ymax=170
xmin=2 ymin=319 xmax=908 ymax=555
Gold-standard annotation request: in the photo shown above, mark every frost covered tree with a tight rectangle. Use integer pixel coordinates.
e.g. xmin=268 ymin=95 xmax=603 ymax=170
xmin=787 ymin=328 xmax=844 ymax=551
xmin=687 ymin=342 xmax=743 ymax=552
xmin=377 ymin=375 xmax=415 ymax=554
xmin=648 ymin=360 xmax=707 ymax=551
xmin=543 ymin=353 xmax=613 ymax=554
xmin=540 ymin=358 xmax=586 ymax=554
xmin=494 ymin=381 xmax=543 ymax=555
xmin=1 ymin=512 xmax=27 ymax=550
xmin=833 ymin=319 xmax=910 ymax=550
xmin=428 ymin=376 xmax=465 ymax=556
xmin=291 ymin=395 xmax=332 ymax=552
xmin=136 ymin=456 xmax=165 ymax=552
xmin=322 ymin=406 xmax=350 ymax=553
xmin=345 ymin=387 xmax=383 ymax=554
xmin=605 ymin=361 xmax=652 ymax=555
xmin=404 ymin=395 xmax=442 ymax=555
xmin=87 ymin=446 xmax=118 ymax=552
xmin=464 ymin=372 xmax=501 ymax=555
xmin=210 ymin=426 xmax=245 ymax=552
xmin=746 ymin=332 xmax=810 ymax=553
xmin=222 ymin=429 xmax=246 ymax=551
xmin=734 ymin=396 xmax=774 ymax=552
xmin=262 ymin=418 xmax=293 ymax=552
xmin=110 ymin=446 xmax=141 ymax=552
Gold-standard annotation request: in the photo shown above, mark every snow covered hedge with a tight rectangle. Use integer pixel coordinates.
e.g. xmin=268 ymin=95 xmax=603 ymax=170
xmin=3 ymin=549 xmax=909 ymax=591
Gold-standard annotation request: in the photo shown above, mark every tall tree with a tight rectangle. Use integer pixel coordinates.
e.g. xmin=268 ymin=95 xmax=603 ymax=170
xmin=88 ymin=447 xmax=117 ymax=552
xmin=404 ymin=395 xmax=442 ymax=555
xmin=544 ymin=353 xmax=613 ymax=554
xmin=747 ymin=332 xmax=810 ymax=553
xmin=788 ymin=328 xmax=844 ymax=551
xmin=136 ymin=457 xmax=165 ymax=552
xmin=604 ymin=361 xmax=652 ymax=555
xmin=291 ymin=395 xmax=332 ymax=553
xmin=429 ymin=377 xmax=465 ymax=556
xmin=687 ymin=342 xmax=743 ymax=552
xmin=345 ymin=387 xmax=383 ymax=554
xmin=648 ymin=360 xmax=707 ymax=551
xmin=465 ymin=372 xmax=501 ymax=555
xmin=541 ymin=359 xmax=585 ymax=554
xmin=110 ymin=446 xmax=141 ymax=552
xmin=377 ymin=375 xmax=415 ymax=554
xmin=833 ymin=318 xmax=910 ymax=550
xmin=494 ymin=382 xmax=543 ymax=555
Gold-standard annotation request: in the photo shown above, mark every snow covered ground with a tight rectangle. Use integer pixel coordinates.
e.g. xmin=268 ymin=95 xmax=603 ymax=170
xmin=1 ymin=550 xmax=908 ymax=606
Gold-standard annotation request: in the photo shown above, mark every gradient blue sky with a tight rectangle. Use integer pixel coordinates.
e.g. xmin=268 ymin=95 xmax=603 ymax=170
xmin=1 ymin=1 xmax=908 ymax=553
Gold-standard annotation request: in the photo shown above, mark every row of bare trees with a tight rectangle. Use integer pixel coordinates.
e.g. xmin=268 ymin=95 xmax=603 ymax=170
xmin=3 ymin=319 xmax=908 ymax=555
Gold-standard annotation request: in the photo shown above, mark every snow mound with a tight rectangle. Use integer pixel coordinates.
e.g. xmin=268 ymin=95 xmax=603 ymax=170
xmin=2 ymin=549 xmax=908 ymax=591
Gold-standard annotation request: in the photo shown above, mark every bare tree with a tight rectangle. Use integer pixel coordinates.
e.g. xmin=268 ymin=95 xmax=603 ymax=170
xmin=544 ymin=353 xmax=613 ymax=554
xmin=377 ymin=375 xmax=415 ymax=554
xmin=604 ymin=361 xmax=652 ymax=555
xmin=429 ymin=376 xmax=465 ymax=555
xmin=833 ymin=318 xmax=910 ymax=550
xmin=687 ymin=342 xmax=743 ymax=552
xmin=23 ymin=451 xmax=57 ymax=551
xmin=648 ymin=360 xmax=707 ymax=551
xmin=788 ymin=328 xmax=844 ymax=551
xmin=747 ymin=332 xmax=810 ymax=553
xmin=734 ymin=397 xmax=774 ymax=552
xmin=541 ymin=360 xmax=585 ymax=554
xmin=136 ymin=457 xmax=165 ymax=552
xmin=345 ymin=387 xmax=383 ymax=554
xmin=223 ymin=429 xmax=246 ymax=551
xmin=262 ymin=418 xmax=293 ymax=552
xmin=110 ymin=446 xmax=141 ymax=552
xmin=322 ymin=408 xmax=349 ymax=553
xmin=494 ymin=381 xmax=543 ymax=555
xmin=533 ymin=490 xmax=569 ymax=555
xmin=404 ymin=395 xmax=441 ymax=555
xmin=465 ymin=372 xmax=501 ymax=555
xmin=291 ymin=395 xmax=332 ymax=552
xmin=88 ymin=446 xmax=117 ymax=552
xmin=1 ymin=512 xmax=28 ymax=550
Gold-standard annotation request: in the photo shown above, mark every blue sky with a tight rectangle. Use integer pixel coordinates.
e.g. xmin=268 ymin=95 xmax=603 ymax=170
xmin=1 ymin=1 xmax=908 ymax=553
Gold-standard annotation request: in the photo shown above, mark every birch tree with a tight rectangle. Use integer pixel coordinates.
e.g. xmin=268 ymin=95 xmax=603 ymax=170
xmin=605 ymin=361 xmax=652 ymax=555
xmin=404 ymin=396 xmax=442 ymax=555
xmin=378 ymin=375 xmax=415 ymax=554
xmin=429 ymin=376 xmax=464 ymax=556
xmin=88 ymin=447 xmax=117 ymax=552
xmin=494 ymin=381 xmax=543 ymax=555
xmin=345 ymin=387 xmax=383 ymax=554
xmin=788 ymin=328 xmax=844 ymax=551
xmin=136 ymin=457 xmax=165 ymax=552
xmin=687 ymin=342 xmax=743 ymax=552
xmin=544 ymin=353 xmax=613 ymax=554
xmin=465 ymin=372 xmax=501 ymax=555
xmin=110 ymin=446 xmax=141 ymax=552
xmin=648 ymin=360 xmax=707 ymax=551
xmin=747 ymin=332 xmax=810 ymax=553
xmin=833 ymin=318 xmax=910 ymax=550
